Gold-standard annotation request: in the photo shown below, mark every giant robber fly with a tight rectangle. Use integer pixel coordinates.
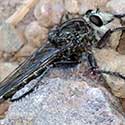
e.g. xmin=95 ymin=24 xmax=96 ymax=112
xmin=0 ymin=9 xmax=125 ymax=102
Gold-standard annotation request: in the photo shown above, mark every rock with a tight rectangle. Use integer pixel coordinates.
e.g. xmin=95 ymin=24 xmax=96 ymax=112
xmin=0 ymin=0 xmax=21 ymax=20
xmin=14 ymin=44 xmax=36 ymax=58
xmin=93 ymin=48 xmax=125 ymax=98
xmin=34 ymin=0 xmax=65 ymax=27
xmin=106 ymin=0 xmax=125 ymax=16
xmin=24 ymin=21 xmax=48 ymax=47
xmin=0 ymin=78 xmax=125 ymax=125
xmin=0 ymin=62 xmax=18 ymax=82
xmin=0 ymin=101 xmax=10 ymax=119
xmin=64 ymin=0 xmax=80 ymax=14
xmin=0 ymin=22 xmax=24 ymax=53
xmin=78 ymin=0 xmax=108 ymax=15
xmin=106 ymin=19 xmax=122 ymax=50
xmin=64 ymin=0 xmax=109 ymax=15
xmin=117 ymin=32 xmax=125 ymax=55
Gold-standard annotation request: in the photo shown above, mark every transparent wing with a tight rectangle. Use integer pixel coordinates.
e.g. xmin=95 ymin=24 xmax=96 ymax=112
xmin=0 ymin=42 xmax=59 ymax=100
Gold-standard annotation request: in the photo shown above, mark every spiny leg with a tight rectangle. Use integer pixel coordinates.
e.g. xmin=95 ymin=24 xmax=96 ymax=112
xmin=85 ymin=52 xmax=125 ymax=81
xmin=96 ymin=29 xmax=112 ymax=49
xmin=95 ymin=70 xmax=125 ymax=80
xmin=86 ymin=52 xmax=98 ymax=70
xmin=114 ymin=13 xmax=125 ymax=18
xmin=96 ymin=27 xmax=125 ymax=49
xmin=85 ymin=51 xmax=101 ymax=77
xmin=95 ymin=26 xmax=125 ymax=80
xmin=112 ymin=27 xmax=125 ymax=33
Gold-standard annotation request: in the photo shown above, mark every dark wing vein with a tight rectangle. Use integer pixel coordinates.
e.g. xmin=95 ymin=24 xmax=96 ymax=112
xmin=0 ymin=42 xmax=58 ymax=99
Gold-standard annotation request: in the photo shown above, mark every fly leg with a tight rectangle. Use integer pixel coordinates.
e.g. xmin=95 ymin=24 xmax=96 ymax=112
xmin=114 ymin=13 xmax=125 ymax=18
xmin=11 ymin=65 xmax=53 ymax=102
xmin=95 ymin=26 xmax=125 ymax=80
xmin=85 ymin=51 xmax=109 ymax=82
xmin=86 ymin=52 xmax=98 ymax=71
xmin=96 ymin=29 xmax=112 ymax=49
xmin=95 ymin=70 xmax=125 ymax=80
xmin=84 ymin=51 xmax=101 ymax=78
xmin=96 ymin=27 xmax=125 ymax=49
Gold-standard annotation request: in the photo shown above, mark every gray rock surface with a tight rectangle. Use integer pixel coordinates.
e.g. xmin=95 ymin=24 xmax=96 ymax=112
xmin=106 ymin=0 xmax=125 ymax=15
xmin=0 ymin=22 xmax=24 ymax=53
xmin=0 ymin=75 xmax=125 ymax=125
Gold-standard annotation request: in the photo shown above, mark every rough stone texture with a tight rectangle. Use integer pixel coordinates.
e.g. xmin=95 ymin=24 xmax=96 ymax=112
xmin=14 ymin=44 xmax=36 ymax=59
xmin=0 ymin=22 xmax=24 ymax=53
xmin=0 ymin=62 xmax=18 ymax=82
xmin=24 ymin=21 xmax=48 ymax=47
xmin=64 ymin=0 xmax=109 ymax=15
xmin=64 ymin=0 xmax=80 ymax=14
xmin=78 ymin=0 xmax=108 ymax=14
xmin=93 ymin=48 xmax=125 ymax=98
xmin=117 ymin=32 xmax=125 ymax=55
xmin=106 ymin=0 xmax=125 ymax=15
xmin=0 ymin=78 xmax=125 ymax=125
xmin=0 ymin=101 xmax=10 ymax=119
xmin=0 ymin=0 xmax=22 ymax=20
xmin=34 ymin=0 xmax=65 ymax=27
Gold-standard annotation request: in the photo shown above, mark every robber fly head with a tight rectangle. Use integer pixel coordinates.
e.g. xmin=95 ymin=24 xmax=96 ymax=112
xmin=82 ymin=9 xmax=118 ymax=42
xmin=85 ymin=8 xmax=114 ymax=27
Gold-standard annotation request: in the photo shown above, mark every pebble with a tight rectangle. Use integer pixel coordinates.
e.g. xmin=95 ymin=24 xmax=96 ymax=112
xmin=24 ymin=21 xmax=48 ymax=47
xmin=64 ymin=0 xmax=79 ymax=14
xmin=0 ymin=22 xmax=24 ymax=53
xmin=106 ymin=0 xmax=125 ymax=15
xmin=34 ymin=0 xmax=65 ymax=27
xmin=0 ymin=101 xmax=10 ymax=119
xmin=14 ymin=44 xmax=36 ymax=58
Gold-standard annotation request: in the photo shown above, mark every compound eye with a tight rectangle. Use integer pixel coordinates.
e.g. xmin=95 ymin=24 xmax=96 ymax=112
xmin=89 ymin=15 xmax=103 ymax=27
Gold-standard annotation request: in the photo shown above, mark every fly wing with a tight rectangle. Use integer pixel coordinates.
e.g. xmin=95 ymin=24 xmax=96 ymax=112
xmin=0 ymin=42 xmax=59 ymax=100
